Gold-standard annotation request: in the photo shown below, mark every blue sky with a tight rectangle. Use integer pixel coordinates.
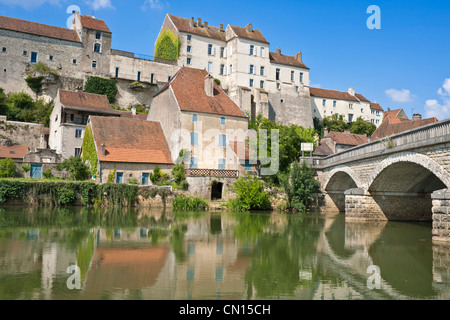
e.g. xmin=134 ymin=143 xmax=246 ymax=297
xmin=1 ymin=0 xmax=450 ymax=120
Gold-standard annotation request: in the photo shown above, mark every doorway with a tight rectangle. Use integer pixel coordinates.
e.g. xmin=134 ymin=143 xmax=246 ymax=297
xmin=211 ymin=181 xmax=224 ymax=201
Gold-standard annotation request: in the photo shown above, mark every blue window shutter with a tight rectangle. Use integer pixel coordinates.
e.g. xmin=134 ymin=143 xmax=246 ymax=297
xmin=191 ymin=132 xmax=198 ymax=146
xmin=218 ymin=159 xmax=226 ymax=170
xmin=221 ymin=117 xmax=225 ymax=125
xmin=190 ymin=157 xmax=198 ymax=169
xmin=219 ymin=134 xmax=226 ymax=147
xmin=193 ymin=114 xmax=197 ymax=122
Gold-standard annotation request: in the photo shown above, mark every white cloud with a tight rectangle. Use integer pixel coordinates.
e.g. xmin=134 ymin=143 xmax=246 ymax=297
xmin=0 ymin=0 xmax=62 ymax=9
xmin=425 ymin=99 xmax=450 ymax=120
xmin=438 ymin=78 xmax=450 ymax=96
xmin=84 ymin=0 xmax=114 ymax=10
xmin=142 ymin=0 xmax=164 ymax=10
xmin=385 ymin=88 xmax=414 ymax=103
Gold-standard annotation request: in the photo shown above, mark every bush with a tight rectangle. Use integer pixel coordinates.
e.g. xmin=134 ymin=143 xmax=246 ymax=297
xmin=279 ymin=161 xmax=320 ymax=213
xmin=57 ymin=157 xmax=90 ymax=181
xmin=150 ymin=166 xmax=162 ymax=183
xmin=0 ymin=158 xmax=17 ymax=178
xmin=21 ymin=164 xmax=31 ymax=174
xmin=228 ymin=175 xmax=271 ymax=211
xmin=173 ymin=194 xmax=208 ymax=211
xmin=57 ymin=187 xmax=77 ymax=206
xmin=82 ymin=125 xmax=98 ymax=177
xmin=84 ymin=77 xmax=118 ymax=103
xmin=154 ymin=29 xmax=181 ymax=61
xmin=128 ymin=178 xmax=140 ymax=185
xmin=172 ymin=164 xmax=186 ymax=184
xmin=107 ymin=168 xmax=116 ymax=184
xmin=42 ymin=169 xmax=53 ymax=179
xmin=180 ymin=180 xmax=189 ymax=190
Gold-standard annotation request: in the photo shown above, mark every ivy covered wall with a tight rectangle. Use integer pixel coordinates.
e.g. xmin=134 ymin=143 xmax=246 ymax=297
xmin=154 ymin=29 xmax=181 ymax=61
xmin=82 ymin=124 xmax=98 ymax=178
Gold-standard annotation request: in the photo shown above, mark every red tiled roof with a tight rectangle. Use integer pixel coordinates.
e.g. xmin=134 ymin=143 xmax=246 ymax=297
xmin=118 ymin=111 xmax=149 ymax=120
xmin=383 ymin=109 xmax=405 ymax=120
xmin=59 ymin=90 xmax=120 ymax=115
xmin=269 ymin=52 xmax=309 ymax=70
xmin=229 ymin=25 xmax=269 ymax=44
xmin=90 ymin=116 xmax=173 ymax=164
xmin=168 ymin=14 xmax=226 ymax=41
xmin=0 ymin=15 xmax=80 ymax=42
xmin=355 ymin=94 xmax=370 ymax=103
xmin=371 ymin=117 xmax=439 ymax=141
xmin=157 ymin=67 xmax=248 ymax=118
xmin=370 ymin=102 xmax=384 ymax=111
xmin=310 ymin=87 xmax=361 ymax=102
xmin=313 ymin=143 xmax=334 ymax=157
xmin=0 ymin=145 xmax=29 ymax=160
xmin=327 ymin=131 xmax=368 ymax=146
xmin=79 ymin=15 xmax=111 ymax=33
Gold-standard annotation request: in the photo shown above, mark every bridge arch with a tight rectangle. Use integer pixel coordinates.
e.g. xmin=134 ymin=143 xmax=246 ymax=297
xmin=324 ymin=167 xmax=363 ymax=192
xmin=364 ymin=152 xmax=450 ymax=192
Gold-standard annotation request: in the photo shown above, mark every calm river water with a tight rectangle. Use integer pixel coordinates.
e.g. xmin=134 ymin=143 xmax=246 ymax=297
xmin=0 ymin=206 xmax=449 ymax=300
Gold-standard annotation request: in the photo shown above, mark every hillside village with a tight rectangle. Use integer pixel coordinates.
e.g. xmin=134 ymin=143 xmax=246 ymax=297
xmin=0 ymin=12 xmax=439 ymax=203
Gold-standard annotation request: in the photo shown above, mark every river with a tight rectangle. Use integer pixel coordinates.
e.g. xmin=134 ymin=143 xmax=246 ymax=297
xmin=0 ymin=206 xmax=449 ymax=300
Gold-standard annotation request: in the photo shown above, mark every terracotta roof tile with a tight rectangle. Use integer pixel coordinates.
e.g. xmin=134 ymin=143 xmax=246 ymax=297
xmin=327 ymin=131 xmax=368 ymax=146
xmin=0 ymin=15 xmax=80 ymax=42
xmin=313 ymin=143 xmax=334 ymax=157
xmin=355 ymin=94 xmax=370 ymax=102
xmin=371 ymin=117 xmax=439 ymax=140
xmin=229 ymin=25 xmax=269 ymax=44
xmin=168 ymin=14 xmax=226 ymax=41
xmin=90 ymin=116 xmax=173 ymax=164
xmin=269 ymin=52 xmax=309 ymax=69
xmin=0 ymin=145 xmax=29 ymax=160
xmin=79 ymin=15 xmax=111 ymax=33
xmin=370 ymin=102 xmax=384 ymax=111
xmin=310 ymin=87 xmax=361 ymax=102
xmin=383 ymin=109 xmax=405 ymax=120
xmin=59 ymin=90 xmax=120 ymax=115
xmin=158 ymin=67 xmax=248 ymax=118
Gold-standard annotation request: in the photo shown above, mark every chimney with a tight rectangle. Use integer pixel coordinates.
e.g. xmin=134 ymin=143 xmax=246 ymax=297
xmin=101 ymin=144 xmax=106 ymax=157
xmin=197 ymin=18 xmax=202 ymax=27
xmin=219 ymin=23 xmax=224 ymax=31
xmin=204 ymin=74 xmax=214 ymax=97
xmin=348 ymin=88 xmax=355 ymax=96
xmin=131 ymin=106 xmax=136 ymax=116
xmin=189 ymin=17 xmax=195 ymax=27
xmin=245 ymin=23 xmax=253 ymax=33
xmin=295 ymin=51 xmax=303 ymax=63
xmin=276 ymin=47 xmax=281 ymax=55
xmin=413 ymin=113 xmax=422 ymax=121
xmin=204 ymin=21 xmax=208 ymax=28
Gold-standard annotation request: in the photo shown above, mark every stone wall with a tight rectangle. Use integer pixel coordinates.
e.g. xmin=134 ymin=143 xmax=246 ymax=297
xmin=186 ymin=176 xmax=236 ymax=201
xmin=0 ymin=116 xmax=46 ymax=151
xmin=432 ymin=189 xmax=450 ymax=243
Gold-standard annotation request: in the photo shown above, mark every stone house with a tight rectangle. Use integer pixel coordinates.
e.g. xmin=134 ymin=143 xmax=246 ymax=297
xmin=158 ymin=14 xmax=313 ymax=128
xmin=148 ymin=66 xmax=252 ymax=176
xmin=313 ymin=129 xmax=369 ymax=157
xmin=310 ymin=87 xmax=384 ymax=126
xmin=22 ymin=148 xmax=63 ymax=179
xmin=85 ymin=116 xmax=173 ymax=184
xmin=48 ymin=89 xmax=121 ymax=160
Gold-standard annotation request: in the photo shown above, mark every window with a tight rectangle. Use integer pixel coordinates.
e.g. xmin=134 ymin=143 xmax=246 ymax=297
xmin=249 ymin=79 xmax=254 ymax=87
xmin=349 ymin=103 xmax=354 ymax=109
xmin=75 ymin=129 xmax=83 ymax=138
xmin=92 ymin=61 xmax=97 ymax=68
xmin=218 ymin=159 xmax=226 ymax=170
xmin=260 ymin=47 xmax=265 ymax=58
xmin=249 ymin=65 xmax=255 ymax=74
xmin=221 ymin=117 xmax=226 ymax=125
xmin=376 ymin=111 xmax=380 ymax=116
xmin=70 ymin=114 xmax=75 ymax=122
xmin=23 ymin=51 xmax=27 ymax=56
xmin=72 ymin=59 xmax=77 ymax=64
xmin=187 ymin=57 xmax=191 ymax=65
xmin=150 ymin=73 xmax=154 ymax=83
xmin=31 ymin=52 xmax=38 ymax=63
xmin=220 ymin=64 xmax=225 ymax=75
xmin=190 ymin=157 xmax=198 ymax=169
xmin=187 ymin=35 xmax=192 ymax=41
xmin=191 ymin=132 xmax=199 ymax=145
xmin=208 ymin=44 xmax=213 ymax=56
xmin=333 ymin=101 xmax=337 ymax=108
xmin=376 ymin=120 xmax=380 ymax=124
xmin=323 ymin=100 xmax=326 ymax=107
xmin=168 ymin=76 xmax=171 ymax=81
xmin=277 ymin=83 xmax=280 ymax=90
xmin=49 ymin=55 xmax=54 ymax=61
xmin=228 ymin=65 xmax=233 ymax=75
xmin=2 ymin=47 xmax=6 ymax=53
xmin=296 ymin=86 xmax=299 ymax=92
xmin=208 ymin=62 xmax=212 ymax=73
xmin=95 ymin=31 xmax=102 ymax=40
xmin=220 ymin=47 xmax=226 ymax=58
xmin=94 ymin=43 xmax=101 ymax=53
xmin=260 ymin=81 xmax=265 ymax=89
xmin=249 ymin=45 xmax=255 ymax=55
xmin=75 ymin=148 xmax=82 ymax=157
xmin=219 ymin=134 xmax=227 ymax=147
xmin=300 ymin=72 xmax=304 ymax=83
xmin=291 ymin=71 xmax=295 ymax=81
xmin=348 ymin=114 xmax=354 ymax=122
xmin=361 ymin=108 xmax=364 ymax=113
xmin=276 ymin=68 xmax=280 ymax=81
xmin=115 ymin=67 xmax=119 ymax=78
xmin=371 ymin=110 xmax=375 ymax=115
xmin=187 ymin=45 xmax=191 ymax=53
xmin=371 ymin=119 xmax=375 ymax=124
xmin=260 ymin=66 xmax=265 ymax=76
xmin=137 ymin=71 xmax=141 ymax=82
xmin=192 ymin=114 xmax=197 ymax=123
xmin=245 ymin=161 xmax=252 ymax=171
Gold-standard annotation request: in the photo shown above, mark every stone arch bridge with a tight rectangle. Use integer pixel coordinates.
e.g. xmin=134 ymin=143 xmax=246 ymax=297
xmin=315 ymin=119 xmax=450 ymax=243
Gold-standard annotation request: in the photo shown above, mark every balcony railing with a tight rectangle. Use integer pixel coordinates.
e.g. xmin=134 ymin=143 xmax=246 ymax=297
xmin=111 ymin=49 xmax=154 ymax=62
xmin=186 ymin=169 xmax=239 ymax=178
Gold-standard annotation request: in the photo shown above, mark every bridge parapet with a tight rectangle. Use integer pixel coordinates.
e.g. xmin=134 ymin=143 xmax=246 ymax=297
xmin=319 ymin=119 xmax=450 ymax=169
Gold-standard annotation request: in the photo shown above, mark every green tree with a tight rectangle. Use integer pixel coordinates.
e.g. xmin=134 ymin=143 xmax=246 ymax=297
xmin=322 ymin=114 xmax=350 ymax=133
xmin=84 ymin=77 xmax=118 ymax=103
xmin=280 ymin=161 xmax=320 ymax=213
xmin=57 ymin=157 xmax=90 ymax=181
xmin=350 ymin=117 xmax=377 ymax=136
xmin=229 ymin=175 xmax=271 ymax=211
xmin=0 ymin=158 xmax=17 ymax=178
xmin=82 ymin=125 xmax=98 ymax=177
xmin=154 ymin=29 xmax=181 ymax=61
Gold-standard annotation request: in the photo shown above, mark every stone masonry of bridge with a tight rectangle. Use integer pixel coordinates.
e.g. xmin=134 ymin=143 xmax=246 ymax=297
xmin=314 ymin=119 xmax=450 ymax=243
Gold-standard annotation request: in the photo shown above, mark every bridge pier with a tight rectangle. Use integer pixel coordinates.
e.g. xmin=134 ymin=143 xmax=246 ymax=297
xmin=432 ymin=189 xmax=450 ymax=243
xmin=345 ymin=188 xmax=433 ymax=222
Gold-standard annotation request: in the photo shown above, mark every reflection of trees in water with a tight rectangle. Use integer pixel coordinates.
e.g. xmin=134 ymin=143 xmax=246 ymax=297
xmin=243 ymin=214 xmax=325 ymax=299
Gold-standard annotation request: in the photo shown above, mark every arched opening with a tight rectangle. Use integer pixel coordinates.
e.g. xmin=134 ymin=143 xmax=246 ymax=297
xmin=325 ymin=171 xmax=359 ymax=212
xmin=368 ymin=162 xmax=447 ymax=221
xmin=211 ymin=181 xmax=224 ymax=201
